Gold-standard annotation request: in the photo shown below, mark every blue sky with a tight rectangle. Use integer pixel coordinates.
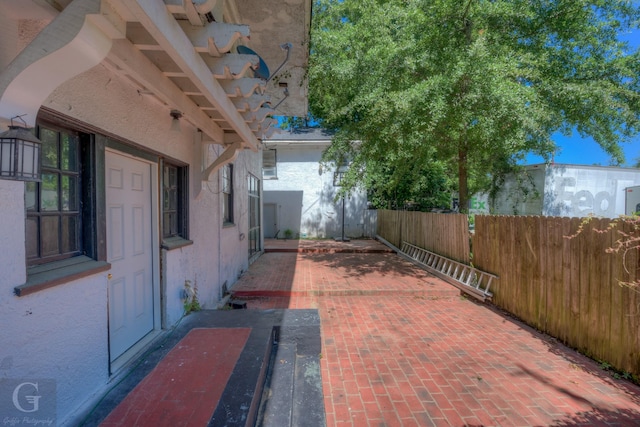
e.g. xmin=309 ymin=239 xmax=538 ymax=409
xmin=525 ymin=133 xmax=639 ymax=167
xmin=526 ymin=24 xmax=640 ymax=167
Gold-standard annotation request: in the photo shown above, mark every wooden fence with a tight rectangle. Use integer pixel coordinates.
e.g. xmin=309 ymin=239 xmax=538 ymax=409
xmin=377 ymin=211 xmax=640 ymax=376
xmin=376 ymin=210 xmax=470 ymax=263
xmin=472 ymin=215 xmax=640 ymax=375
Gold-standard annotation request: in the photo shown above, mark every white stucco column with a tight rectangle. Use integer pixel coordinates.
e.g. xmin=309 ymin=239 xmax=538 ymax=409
xmin=0 ymin=180 xmax=26 ymax=290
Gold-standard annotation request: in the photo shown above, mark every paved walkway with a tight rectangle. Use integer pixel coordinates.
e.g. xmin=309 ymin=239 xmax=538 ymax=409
xmin=234 ymin=239 xmax=640 ymax=426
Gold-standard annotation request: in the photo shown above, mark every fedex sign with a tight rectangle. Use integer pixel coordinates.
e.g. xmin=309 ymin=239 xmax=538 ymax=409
xmin=469 ymin=194 xmax=489 ymax=214
xmin=553 ymin=176 xmax=615 ymax=217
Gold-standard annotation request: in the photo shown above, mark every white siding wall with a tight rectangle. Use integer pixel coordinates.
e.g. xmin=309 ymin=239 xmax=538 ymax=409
xmin=0 ymin=63 xmax=259 ymax=423
xmin=263 ymin=144 xmax=371 ymax=239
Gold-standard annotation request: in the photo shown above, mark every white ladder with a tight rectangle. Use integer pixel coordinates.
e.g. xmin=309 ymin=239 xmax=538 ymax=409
xmin=399 ymin=241 xmax=497 ymax=302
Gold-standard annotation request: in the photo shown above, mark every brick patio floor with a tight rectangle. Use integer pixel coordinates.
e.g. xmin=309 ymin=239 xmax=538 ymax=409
xmin=233 ymin=239 xmax=640 ymax=426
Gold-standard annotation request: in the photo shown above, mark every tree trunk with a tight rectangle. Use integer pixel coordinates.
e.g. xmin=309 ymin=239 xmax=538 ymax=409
xmin=458 ymin=146 xmax=469 ymax=213
xmin=457 ymin=10 xmax=473 ymax=214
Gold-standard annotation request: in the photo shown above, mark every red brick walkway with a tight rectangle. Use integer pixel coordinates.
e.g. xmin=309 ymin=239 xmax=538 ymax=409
xmin=100 ymin=328 xmax=250 ymax=427
xmin=234 ymin=239 xmax=640 ymax=426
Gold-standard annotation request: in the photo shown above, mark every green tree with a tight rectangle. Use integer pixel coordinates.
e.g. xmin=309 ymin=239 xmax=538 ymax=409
xmin=309 ymin=0 xmax=640 ymax=212
xmin=323 ymin=135 xmax=454 ymax=210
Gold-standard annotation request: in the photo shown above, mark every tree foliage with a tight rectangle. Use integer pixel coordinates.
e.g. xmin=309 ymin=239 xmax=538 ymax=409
xmin=308 ymin=0 xmax=640 ymax=212
xmin=363 ymin=148 xmax=454 ymax=211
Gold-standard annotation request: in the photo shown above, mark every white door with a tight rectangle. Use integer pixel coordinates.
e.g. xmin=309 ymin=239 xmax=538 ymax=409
xmin=264 ymin=203 xmax=277 ymax=238
xmin=106 ymin=150 xmax=155 ymax=362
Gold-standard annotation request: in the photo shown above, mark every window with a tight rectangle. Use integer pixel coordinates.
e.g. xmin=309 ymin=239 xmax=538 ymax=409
xmin=18 ymin=120 xmax=109 ymax=296
xmin=222 ymin=163 xmax=234 ymax=224
xmin=333 ymin=158 xmax=350 ymax=187
xmin=162 ymin=161 xmax=189 ymax=241
xmin=333 ymin=170 xmax=347 ymax=187
xmin=26 ymin=126 xmax=82 ymax=265
xmin=262 ymin=149 xmax=277 ymax=179
xmin=248 ymin=174 xmax=261 ymax=257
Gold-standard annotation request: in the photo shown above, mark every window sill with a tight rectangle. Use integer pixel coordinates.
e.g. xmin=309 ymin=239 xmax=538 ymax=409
xmin=17 ymin=256 xmax=111 ymax=297
xmin=223 ymin=222 xmax=236 ymax=229
xmin=162 ymin=236 xmax=193 ymax=250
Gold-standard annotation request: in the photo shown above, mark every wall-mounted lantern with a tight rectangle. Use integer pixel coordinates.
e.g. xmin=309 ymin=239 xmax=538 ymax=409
xmin=0 ymin=115 xmax=41 ymax=181
xmin=169 ymin=109 xmax=183 ymax=133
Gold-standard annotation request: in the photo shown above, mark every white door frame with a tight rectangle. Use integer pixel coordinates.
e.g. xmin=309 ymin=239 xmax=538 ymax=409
xmin=106 ymin=148 xmax=161 ymax=373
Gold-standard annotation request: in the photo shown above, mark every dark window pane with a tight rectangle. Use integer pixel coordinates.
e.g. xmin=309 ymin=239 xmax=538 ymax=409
xmin=26 ymin=124 xmax=87 ymax=265
xmin=40 ymin=128 xmax=58 ymax=168
xmin=40 ymin=216 xmax=60 ymax=257
xmin=163 ymin=212 xmax=178 ymax=238
xmin=162 ymin=163 xmax=188 ymax=239
xmin=223 ymin=193 xmax=230 ymax=222
xmin=163 ymin=189 xmax=170 ymax=210
xmin=41 ymin=173 xmax=59 ymax=211
xmin=25 ymin=181 xmax=37 ymax=211
xmin=248 ymin=174 xmax=260 ymax=257
xmin=169 ymin=166 xmax=177 ymax=186
xmin=162 ymin=164 xmax=180 ymax=237
xmin=61 ymin=216 xmax=78 ymax=253
xmin=61 ymin=175 xmax=78 ymax=211
xmin=163 ymin=213 xmax=170 ymax=237
xmin=25 ymin=217 xmax=39 ymax=259
xmin=170 ymin=213 xmax=178 ymax=236
xmin=61 ymin=133 xmax=79 ymax=171
xmin=168 ymin=188 xmax=177 ymax=210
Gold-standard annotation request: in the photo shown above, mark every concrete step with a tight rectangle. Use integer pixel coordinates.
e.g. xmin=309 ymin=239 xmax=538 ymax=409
xmin=292 ymin=354 xmax=325 ymax=427
xmin=256 ymin=341 xmax=297 ymax=426
xmin=255 ymin=313 xmax=326 ymax=427
xmin=255 ymin=344 xmax=326 ymax=427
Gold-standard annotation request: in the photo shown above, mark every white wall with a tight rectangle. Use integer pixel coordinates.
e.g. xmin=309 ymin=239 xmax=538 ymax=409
xmin=0 ymin=180 xmax=109 ymax=424
xmin=491 ymin=166 xmax=545 ymax=215
xmin=491 ymin=164 xmax=640 ymax=218
xmin=0 ymin=13 xmax=18 ymax=70
xmin=0 ymin=62 xmax=260 ymax=423
xmin=542 ymin=165 xmax=640 ymax=217
xmin=263 ymin=144 xmax=371 ymax=238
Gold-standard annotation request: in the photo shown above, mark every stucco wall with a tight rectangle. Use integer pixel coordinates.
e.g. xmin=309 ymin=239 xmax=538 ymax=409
xmin=0 ymin=62 xmax=260 ymax=424
xmin=0 ymin=180 xmax=109 ymax=423
xmin=0 ymin=14 xmax=18 ymax=70
xmin=0 ymin=180 xmax=25 ymax=287
xmin=263 ymin=144 xmax=370 ymax=238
